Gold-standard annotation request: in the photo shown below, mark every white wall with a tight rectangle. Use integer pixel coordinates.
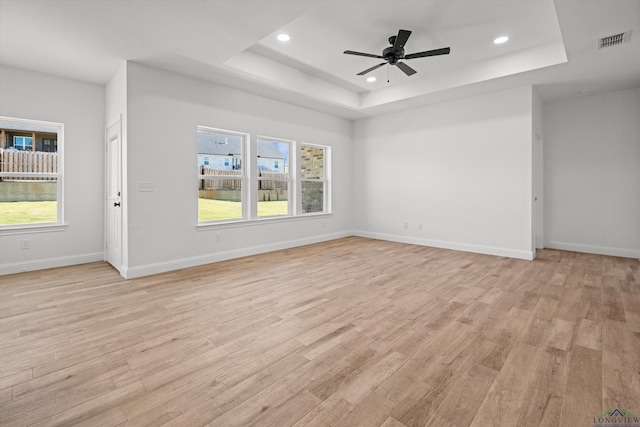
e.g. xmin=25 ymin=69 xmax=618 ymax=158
xmin=544 ymin=88 xmax=640 ymax=258
xmin=123 ymin=62 xmax=353 ymax=277
xmin=0 ymin=66 xmax=105 ymax=274
xmin=9 ymin=60 xmax=634 ymax=277
xmin=105 ymin=62 xmax=127 ymax=127
xmin=352 ymin=86 xmax=534 ymax=259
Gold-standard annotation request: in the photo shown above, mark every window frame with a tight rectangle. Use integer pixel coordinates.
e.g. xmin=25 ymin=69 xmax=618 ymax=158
xmin=42 ymin=138 xmax=56 ymax=152
xmin=299 ymin=143 xmax=330 ymax=215
xmin=195 ymin=128 xmax=331 ymax=231
xmin=256 ymin=136 xmax=294 ymax=219
xmin=196 ymin=126 xmax=248 ymax=225
xmin=13 ymin=135 xmax=33 ymax=151
xmin=0 ymin=116 xmax=64 ymax=232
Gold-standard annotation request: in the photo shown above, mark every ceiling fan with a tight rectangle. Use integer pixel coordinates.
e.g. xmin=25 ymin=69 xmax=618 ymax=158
xmin=344 ymin=29 xmax=450 ymax=77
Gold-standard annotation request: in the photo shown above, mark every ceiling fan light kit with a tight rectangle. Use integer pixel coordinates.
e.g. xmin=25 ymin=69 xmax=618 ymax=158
xmin=344 ymin=29 xmax=450 ymax=78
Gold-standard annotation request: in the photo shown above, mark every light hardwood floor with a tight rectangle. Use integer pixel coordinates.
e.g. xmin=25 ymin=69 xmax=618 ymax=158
xmin=1 ymin=237 xmax=639 ymax=426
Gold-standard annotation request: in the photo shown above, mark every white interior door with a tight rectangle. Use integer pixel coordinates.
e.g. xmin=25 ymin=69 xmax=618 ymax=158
xmin=106 ymin=120 xmax=122 ymax=270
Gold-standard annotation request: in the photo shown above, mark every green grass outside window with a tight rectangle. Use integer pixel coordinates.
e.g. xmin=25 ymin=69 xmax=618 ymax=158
xmin=0 ymin=200 xmax=289 ymax=225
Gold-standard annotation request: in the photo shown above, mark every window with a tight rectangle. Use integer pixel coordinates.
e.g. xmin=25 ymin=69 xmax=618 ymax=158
xmin=0 ymin=117 xmax=63 ymax=228
xmin=197 ymin=127 xmax=246 ymax=223
xmin=41 ymin=138 xmax=57 ymax=152
xmin=196 ymin=127 xmax=330 ymax=227
xmin=257 ymin=138 xmax=291 ymax=218
xmin=301 ymin=144 xmax=328 ymax=213
xmin=13 ymin=136 xmax=33 ymax=151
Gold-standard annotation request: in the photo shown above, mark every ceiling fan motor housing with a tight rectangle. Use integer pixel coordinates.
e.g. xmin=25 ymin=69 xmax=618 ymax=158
xmin=383 ymin=46 xmax=403 ymax=64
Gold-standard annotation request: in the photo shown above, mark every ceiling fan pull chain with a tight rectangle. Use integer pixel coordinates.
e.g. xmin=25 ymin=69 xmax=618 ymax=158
xmin=388 ymin=64 xmax=390 ymax=83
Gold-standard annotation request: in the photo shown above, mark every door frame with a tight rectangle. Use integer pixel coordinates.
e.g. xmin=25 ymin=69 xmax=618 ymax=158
xmin=534 ymin=133 xmax=544 ymax=251
xmin=105 ymin=117 xmax=123 ymax=273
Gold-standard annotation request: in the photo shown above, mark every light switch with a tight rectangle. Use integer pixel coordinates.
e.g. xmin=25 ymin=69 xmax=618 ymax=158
xmin=139 ymin=182 xmax=154 ymax=192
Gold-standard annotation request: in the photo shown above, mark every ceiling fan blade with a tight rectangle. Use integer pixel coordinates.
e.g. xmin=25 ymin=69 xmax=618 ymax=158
xmin=396 ymin=62 xmax=417 ymax=76
xmin=404 ymin=47 xmax=450 ymax=59
xmin=357 ymin=62 xmax=386 ymax=76
xmin=344 ymin=50 xmax=384 ymax=59
xmin=393 ymin=29 xmax=412 ymax=50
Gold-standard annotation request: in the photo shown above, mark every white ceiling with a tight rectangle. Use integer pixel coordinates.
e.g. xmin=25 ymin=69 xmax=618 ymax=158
xmin=1 ymin=0 xmax=639 ymax=119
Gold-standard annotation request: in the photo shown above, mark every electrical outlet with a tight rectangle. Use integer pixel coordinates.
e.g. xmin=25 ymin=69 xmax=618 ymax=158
xmin=215 ymin=233 xmax=221 ymax=243
xmin=20 ymin=239 xmax=30 ymax=250
xmin=403 ymin=222 xmax=409 ymax=229
xmin=418 ymin=223 xmax=423 ymax=230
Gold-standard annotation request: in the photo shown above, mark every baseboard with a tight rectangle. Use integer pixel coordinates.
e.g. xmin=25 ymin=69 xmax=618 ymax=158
xmin=0 ymin=252 xmax=105 ymax=276
xmin=353 ymin=230 xmax=535 ymax=260
xmin=544 ymin=241 xmax=640 ymax=259
xmin=122 ymin=231 xmax=353 ymax=279
xmin=2 ymin=231 xmax=568 ymax=278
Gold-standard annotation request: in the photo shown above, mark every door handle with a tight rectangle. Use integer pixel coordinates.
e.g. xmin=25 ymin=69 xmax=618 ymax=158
xmin=114 ymin=202 xmax=121 ymax=207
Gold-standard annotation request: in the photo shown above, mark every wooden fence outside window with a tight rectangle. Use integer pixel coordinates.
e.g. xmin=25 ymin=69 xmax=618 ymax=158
xmin=199 ymin=166 xmax=288 ymax=190
xmin=0 ymin=148 xmax=58 ymax=180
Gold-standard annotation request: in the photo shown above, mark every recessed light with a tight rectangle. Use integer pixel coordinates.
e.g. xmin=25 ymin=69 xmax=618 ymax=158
xmin=366 ymin=76 xmax=376 ymax=83
xmin=494 ymin=36 xmax=509 ymax=44
xmin=277 ymin=34 xmax=290 ymax=42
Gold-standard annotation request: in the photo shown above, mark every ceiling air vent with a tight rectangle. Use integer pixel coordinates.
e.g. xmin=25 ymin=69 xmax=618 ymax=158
xmin=598 ymin=31 xmax=631 ymax=49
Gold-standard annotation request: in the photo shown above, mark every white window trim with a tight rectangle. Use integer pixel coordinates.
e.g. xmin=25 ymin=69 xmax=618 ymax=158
xmin=197 ymin=126 xmax=248 ymax=225
xmin=195 ymin=128 xmax=332 ymax=230
xmin=196 ymin=211 xmax=332 ymax=231
xmin=0 ymin=116 xmax=64 ymax=232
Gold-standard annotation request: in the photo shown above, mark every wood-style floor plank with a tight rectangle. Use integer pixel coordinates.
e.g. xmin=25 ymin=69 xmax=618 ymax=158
xmin=1 ymin=237 xmax=639 ymax=426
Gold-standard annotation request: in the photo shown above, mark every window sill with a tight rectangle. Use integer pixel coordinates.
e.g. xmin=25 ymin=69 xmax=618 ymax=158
xmin=196 ymin=212 xmax=332 ymax=231
xmin=0 ymin=223 xmax=68 ymax=236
